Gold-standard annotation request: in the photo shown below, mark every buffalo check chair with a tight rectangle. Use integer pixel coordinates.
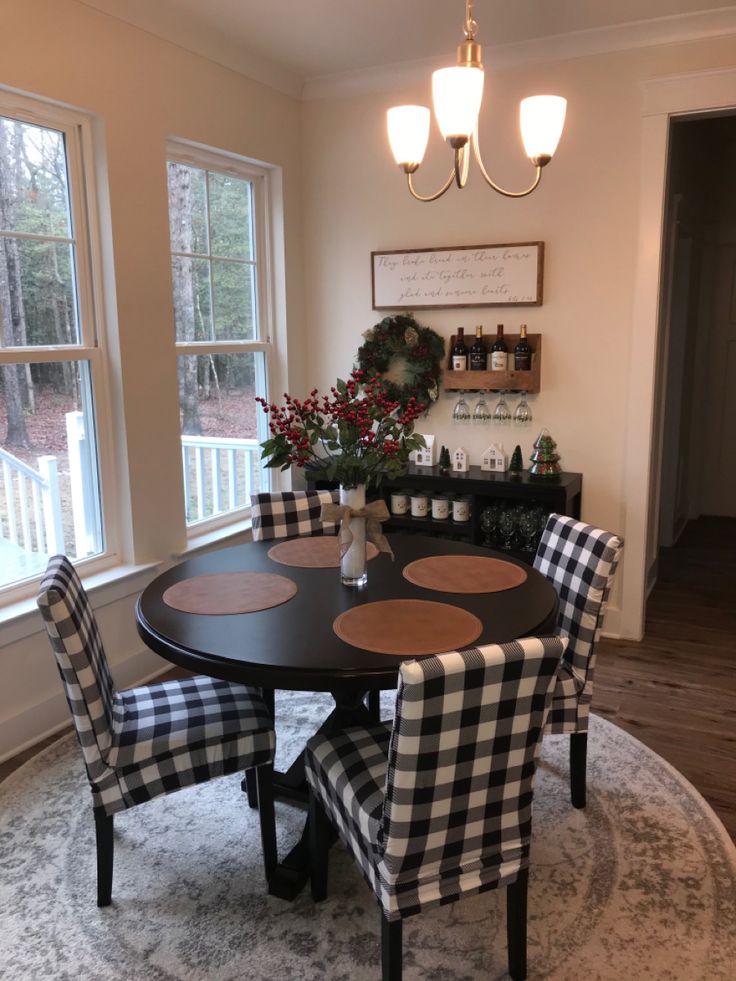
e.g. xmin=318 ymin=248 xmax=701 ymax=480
xmin=305 ymin=635 xmax=566 ymax=981
xmin=250 ymin=489 xmax=339 ymax=541
xmin=533 ymin=513 xmax=624 ymax=808
xmin=37 ymin=555 xmax=278 ymax=907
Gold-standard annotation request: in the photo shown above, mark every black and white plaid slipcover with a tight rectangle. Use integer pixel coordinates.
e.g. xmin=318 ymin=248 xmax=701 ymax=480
xmin=305 ymin=635 xmax=566 ymax=921
xmin=533 ymin=514 xmax=623 ymax=734
xmin=37 ymin=555 xmax=275 ymax=817
xmin=250 ymin=489 xmax=339 ymax=541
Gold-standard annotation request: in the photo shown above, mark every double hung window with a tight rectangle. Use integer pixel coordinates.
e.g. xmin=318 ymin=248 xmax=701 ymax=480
xmin=0 ymin=98 xmax=108 ymax=594
xmin=166 ymin=145 xmax=272 ymax=530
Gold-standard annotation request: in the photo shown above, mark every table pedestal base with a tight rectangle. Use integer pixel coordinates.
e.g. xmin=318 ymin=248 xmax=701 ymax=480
xmin=250 ymin=688 xmax=380 ymax=900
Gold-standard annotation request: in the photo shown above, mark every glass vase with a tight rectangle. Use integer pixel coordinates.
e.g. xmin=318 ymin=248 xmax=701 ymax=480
xmin=339 ymin=484 xmax=368 ymax=587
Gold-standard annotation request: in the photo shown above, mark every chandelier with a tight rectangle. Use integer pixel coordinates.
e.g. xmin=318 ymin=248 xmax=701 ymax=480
xmin=387 ymin=0 xmax=567 ymax=201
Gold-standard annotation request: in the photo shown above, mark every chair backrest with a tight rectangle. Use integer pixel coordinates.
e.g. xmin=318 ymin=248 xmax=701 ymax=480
xmin=379 ymin=636 xmax=565 ymax=902
xmin=37 ymin=555 xmax=117 ymax=782
xmin=250 ymin=489 xmax=339 ymax=541
xmin=533 ymin=513 xmax=623 ymax=685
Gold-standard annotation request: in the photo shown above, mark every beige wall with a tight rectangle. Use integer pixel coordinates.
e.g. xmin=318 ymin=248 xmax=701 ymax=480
xmin=0 ymin=0 xmax=305 ymax=759
xmin=300 ymin=35 xmax=736 ymax=636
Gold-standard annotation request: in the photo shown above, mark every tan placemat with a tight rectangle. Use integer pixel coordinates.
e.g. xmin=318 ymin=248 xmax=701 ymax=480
xmin=162 ymin=572 xmax=297 ymax=615
xmin=268 ymin=536 xmax=379 ymax=568
xmin=333 ymin=599 xmax=483 ymax=656
xmin=403 ymin=554 xmax=528 ymax=593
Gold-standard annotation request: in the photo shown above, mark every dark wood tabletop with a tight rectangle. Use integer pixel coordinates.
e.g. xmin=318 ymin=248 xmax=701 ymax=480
xmin=136 ymin=533 xmax=559 ymax=693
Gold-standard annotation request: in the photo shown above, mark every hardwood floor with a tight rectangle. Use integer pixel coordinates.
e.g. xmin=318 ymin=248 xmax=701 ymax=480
xmin=594 ymin=516 xmax=736 ymax=840
xmin=3 ymin=517 xmax=735 ymax=842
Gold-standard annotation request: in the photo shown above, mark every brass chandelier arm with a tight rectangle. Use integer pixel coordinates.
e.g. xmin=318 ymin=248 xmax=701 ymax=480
xmin=471 ymin=132 xmax=544 ymax=198
xmin=406 ymin=168 xmax=456 ymax=202
xmin=453 ymin=142 xmax=471 ymax=189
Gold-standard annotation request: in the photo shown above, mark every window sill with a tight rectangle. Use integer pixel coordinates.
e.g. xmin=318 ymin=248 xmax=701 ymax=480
xmin=175 ymin=516 xmax=253 ymax=559
xmin=0 ymin=560 xmax=162 ymax=647
xmin=1 ymin=519 xmax=254 ymax=646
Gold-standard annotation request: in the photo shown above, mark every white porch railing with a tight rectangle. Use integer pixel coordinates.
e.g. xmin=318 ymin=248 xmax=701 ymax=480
xmin=0 ymin=447 xmax=63 ymax=557
xmin=181 ymin=435 xmax=262 ymax=524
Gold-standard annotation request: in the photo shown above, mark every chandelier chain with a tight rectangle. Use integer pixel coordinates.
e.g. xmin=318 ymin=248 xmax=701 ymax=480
xmin=464 ymin=0 xmax=478 ymax=40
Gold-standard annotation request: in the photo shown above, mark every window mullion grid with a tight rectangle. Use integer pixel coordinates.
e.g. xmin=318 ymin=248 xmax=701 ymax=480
xmin=0 ymin=346 xmax=97 ymax=365
xmin=64 ymin=121 xmax=97 ymax=349
xmin=204 ymin=171 xmax=216 ymax=344
xmin=0 ymin=228 xmax=75 ymax=246
xmin=174 ymin=341 xmax=270 ymax=357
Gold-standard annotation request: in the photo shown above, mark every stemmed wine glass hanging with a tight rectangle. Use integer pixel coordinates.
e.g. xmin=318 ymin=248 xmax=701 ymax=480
xmin=452 ymin=393 xmax=471 ymax=423
xmin=473 ymin=394 xmax=492 ymax=423
xmin=492 ymin=391 xmax=511 ymax=424
xmin=514 ymin=391 xmax=533 ymax=425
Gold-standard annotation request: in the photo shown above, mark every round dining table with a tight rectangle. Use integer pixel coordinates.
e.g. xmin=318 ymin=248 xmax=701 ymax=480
xmin=136 ymin=533 xmax=558 ymax=691
xmin=136 ymin=532 xmax=559 ymax=898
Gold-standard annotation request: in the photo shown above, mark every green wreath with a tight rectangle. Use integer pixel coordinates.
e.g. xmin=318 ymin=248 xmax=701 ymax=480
xmin=356 ymin=313 xmax=444 ymax=410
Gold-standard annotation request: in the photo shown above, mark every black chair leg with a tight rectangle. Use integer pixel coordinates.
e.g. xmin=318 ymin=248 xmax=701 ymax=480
xmin=381 ymin=912 xmax=402 ymax=981
xmin=261 ymin=687 xmax=275 ymax=719
xmin=367 ymin=689 xmax=381 ymax=723
xmin=242 ymin=689 xmax=276 ymax=805
xmin=255 ymin=764 xmax=278 ymax=882
xmin=95 ymin=812 xmax=114 ymax=907
xmin=242 ymin=768 xmax=259 ymax=809
xmin=506 ymin=868 xmax=528 ymax=981
xmin=570 ymin=731 xmax=588 ymax=809
xmin=309 ymin=788 xmax=331 ymax=901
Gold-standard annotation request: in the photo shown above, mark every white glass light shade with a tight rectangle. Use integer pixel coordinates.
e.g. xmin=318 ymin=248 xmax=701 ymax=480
xmin=387 ymin=105 xmax=431 ymax=167
xmin=520 ymin=95 xmax=567 ymax=161
xmin=432 ymin=66 xmax=484 ymax=142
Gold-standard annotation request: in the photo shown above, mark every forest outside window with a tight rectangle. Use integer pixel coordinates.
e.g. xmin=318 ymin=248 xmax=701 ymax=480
xmin=0 ymin=104 xmax=107 ymax=594
xmin=167 ymin=148 xmax=271 ymax=529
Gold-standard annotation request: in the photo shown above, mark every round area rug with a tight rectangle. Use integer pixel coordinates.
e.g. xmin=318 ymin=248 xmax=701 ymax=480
xmin=1 ymin=698 xmax=735 ymax=981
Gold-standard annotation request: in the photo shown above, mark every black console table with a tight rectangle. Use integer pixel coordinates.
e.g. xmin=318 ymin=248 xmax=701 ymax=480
xmin=375 ymin=465 xmax=582 ymax=564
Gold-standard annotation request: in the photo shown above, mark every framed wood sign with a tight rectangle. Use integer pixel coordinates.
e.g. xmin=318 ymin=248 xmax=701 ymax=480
xmin=371 ymin=242 xmax=544 ymax=310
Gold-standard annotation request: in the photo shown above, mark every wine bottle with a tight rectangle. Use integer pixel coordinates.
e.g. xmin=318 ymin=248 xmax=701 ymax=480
xmin=451 ymin=328 xmax=468 ymax=370
xmin=469 ymin=325 xmax=486 ymax=371
xmin=490 ymin=324 xmax=508 ymax=371
xmin=514 ymin=324 xmax=532 ymax=371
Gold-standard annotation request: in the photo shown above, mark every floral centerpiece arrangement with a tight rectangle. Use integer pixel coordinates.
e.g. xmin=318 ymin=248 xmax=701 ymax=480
xmin=256 ymin=370 xmax=425 ymax=488
xmin=256 ymin=371 xmax=426 ymax=586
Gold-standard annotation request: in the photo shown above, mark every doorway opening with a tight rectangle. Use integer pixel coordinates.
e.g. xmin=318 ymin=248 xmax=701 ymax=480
xmin=648 ymin=112 xmax=736 ymax=599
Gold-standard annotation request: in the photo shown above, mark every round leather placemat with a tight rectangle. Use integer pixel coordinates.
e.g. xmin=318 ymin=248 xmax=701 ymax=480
xmin=268 ymin=536 xmax=379 ymax=568
xmin=162 ymin=572 xmax=297 ymax=615
xmin=402 ymin=554 xmax=528 ymax=593
xmin=333 ymin=599 xmax=483 ymax=656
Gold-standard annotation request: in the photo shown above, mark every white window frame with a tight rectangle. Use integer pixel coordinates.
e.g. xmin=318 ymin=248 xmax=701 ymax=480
xmin=166 ymin=140 xmax=278 ymax=537
xmin=0 ymin=91 xmax=119 ymax=604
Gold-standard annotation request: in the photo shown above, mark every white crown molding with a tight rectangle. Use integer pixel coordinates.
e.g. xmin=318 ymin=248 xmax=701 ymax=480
xmin=303 ymin=8 xmax=736 ymax=102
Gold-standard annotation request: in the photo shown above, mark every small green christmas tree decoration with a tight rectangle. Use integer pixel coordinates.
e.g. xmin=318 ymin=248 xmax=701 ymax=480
xmin=439 ymin=445 xmax=451 ymax=474
xmin=509 ymin=444 xmax=524 ymax=474
xmin=529 ymin=429 xmax=562 ymax=478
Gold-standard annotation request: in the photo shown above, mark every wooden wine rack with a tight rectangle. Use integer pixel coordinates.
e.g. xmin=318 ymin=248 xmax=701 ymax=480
xmin=443 ymin=332 xmax=541 ymax=393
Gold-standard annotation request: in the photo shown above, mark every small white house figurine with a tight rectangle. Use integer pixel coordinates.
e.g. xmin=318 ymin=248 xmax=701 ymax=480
xmin=481 ymin=444 xmax=507 ymax=473
xmin=410 ymin=434 xmax=436 ymax=467
xmin=452 ymin=447 xmax=470 ymax=473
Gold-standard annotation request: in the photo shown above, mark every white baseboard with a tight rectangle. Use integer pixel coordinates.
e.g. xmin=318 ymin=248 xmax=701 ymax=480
xmin=600 ymin=604 xmax=625 ymax=640
xmin=0 ymin=646 xmax=169 ymax=765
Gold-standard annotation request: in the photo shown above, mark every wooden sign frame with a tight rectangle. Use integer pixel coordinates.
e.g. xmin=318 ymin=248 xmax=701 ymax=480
xmin=371 ymin=242 xmax=544 ymax=310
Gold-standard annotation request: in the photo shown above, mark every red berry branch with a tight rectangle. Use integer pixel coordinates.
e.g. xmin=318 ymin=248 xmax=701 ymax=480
xmin=256 ymin=370 xmax=426 ymax=488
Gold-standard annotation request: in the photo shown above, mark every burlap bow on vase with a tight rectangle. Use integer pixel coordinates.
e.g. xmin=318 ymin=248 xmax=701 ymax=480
xmin=320 ymin=499 xmax=394 ymax=560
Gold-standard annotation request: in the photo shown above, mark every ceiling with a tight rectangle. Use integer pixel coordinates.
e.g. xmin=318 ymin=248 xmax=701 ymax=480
xmin=77 ymin=0 xmax=736 ymax=92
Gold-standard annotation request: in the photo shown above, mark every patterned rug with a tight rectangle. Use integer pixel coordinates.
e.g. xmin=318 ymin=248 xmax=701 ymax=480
xmin=1 ymin=693 xmax=735 ymax=980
